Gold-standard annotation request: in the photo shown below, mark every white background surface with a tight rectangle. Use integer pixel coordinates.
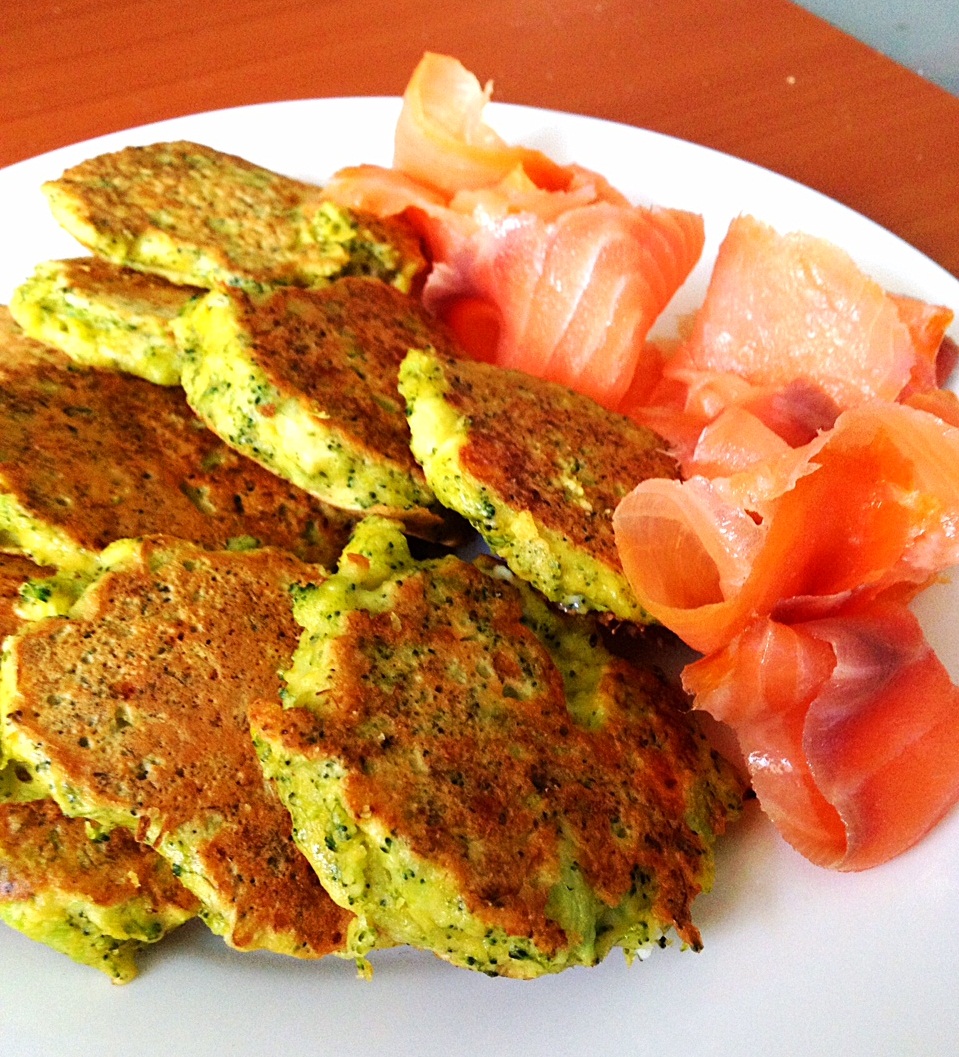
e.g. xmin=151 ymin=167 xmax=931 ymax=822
xmin=796 ymin=0 xmax=959 ymax=96
xmin=1 ymin=98 xmax=958 ymax=1057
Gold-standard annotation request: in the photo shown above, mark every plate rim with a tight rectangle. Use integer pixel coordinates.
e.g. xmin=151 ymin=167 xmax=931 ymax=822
xmin=1 ymin=93 xmax=958 ymax=1057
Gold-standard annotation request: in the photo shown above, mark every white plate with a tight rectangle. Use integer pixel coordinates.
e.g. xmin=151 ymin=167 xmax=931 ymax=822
xmin=1 ymin=99 xmax=958 ymax=1057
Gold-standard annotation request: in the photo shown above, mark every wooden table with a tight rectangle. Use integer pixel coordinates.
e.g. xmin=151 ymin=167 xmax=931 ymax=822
xmin=3 ymin=0 xmax=959 ymax=277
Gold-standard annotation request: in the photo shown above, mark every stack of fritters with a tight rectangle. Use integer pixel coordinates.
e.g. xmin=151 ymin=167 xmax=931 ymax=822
xmin=0 ymin=552 xmax=200 ymax=982
xmin=0 ymin=308 xmax=354 ymax=573
xmin=0 ymin=139 xmax=745 ymax=982
xmin=1 ymin=538 xmax=362 ymax=966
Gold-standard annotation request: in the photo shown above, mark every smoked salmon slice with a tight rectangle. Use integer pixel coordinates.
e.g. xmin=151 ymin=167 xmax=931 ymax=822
xmin=325 ymin=53 xmax=705 ymax=409
xmin=904 ymin=386 xmax=959 ymax=428
xmin=686 ymin=405 xmax=791 ymax=478
xmin=393 ymin=52 xmax=572 ymax=195
xmin=620 ymin=367 xmax=842 ymax=474
xmin=684 ymin=603 xmax=959 ymax=870
xmin=425 ymin=198 xmax=706 ymax=406
xmin=323 ymin=163 xmax=447 ymax=217
xmin=892 ymin=295 xmax=957 ymax=392
xmin=670 ymin=215 xmax=953 ymax=410
xmin=613 ymin=402 xmax=959 ymax=654
xmin=615 ymin=217 xmax=953 ymax=481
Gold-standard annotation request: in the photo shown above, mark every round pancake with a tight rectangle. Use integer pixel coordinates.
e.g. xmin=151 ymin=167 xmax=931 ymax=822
xmin=0 ymin=537 xmax=361 ymax=960
xmin=398 ymin=348 xmax=680 ymax=622
xmin=0 ymin=799 xmax=198 ymax=982
xmin=0 ymin=308 xmax=353 ymax=572
xmin=252 ymin=518 xmax=744 ymax=978
xmin=11 ymin=257 xmax=199 ymax=386
xmin=42 ymin=140 xmax=426 ymax=295
xmin=173 ymin=277 xmax=467 ymax=541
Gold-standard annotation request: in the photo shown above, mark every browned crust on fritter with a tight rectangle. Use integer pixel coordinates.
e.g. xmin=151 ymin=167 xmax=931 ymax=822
xmin=252 ymin=555 xmax=729 ymax=952
xmin=4 ymin=539 xmax=354 ymax=956
xmin=0 ymin=554 xmax=50 ymax=641
xmin=226 ymin=278 xmax=463 ymax=483
xmin=554 ymin=659 xmax=723 ymax=949
xmin=440 ymin=354 xmax=679 ymax=569
xmin=43 ymin=141 xmax=425 ymax=290
xmin=0 ymin=799 xmax=199 ymax=916
xmin=46 ymin=256 xmax=203 ymax=314
xmin=0 ymin=309 xmax=352 ymax=566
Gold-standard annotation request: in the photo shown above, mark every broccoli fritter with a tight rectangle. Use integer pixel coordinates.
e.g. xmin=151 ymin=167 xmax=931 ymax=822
xmin=0 ymin=537 xmax=362 ymax=961
xmin=0 ymin=309 xmax=353 ymax=572
xmin=42 ymin=141 xmax=426 ymax=295
xmin=252 ymin=518 xmax=743 ymax=978
xmin=11 ymin=257 xmax=197 ymax=385
xmin=0 ymin=799 xmax=199 ymax=982
xmin=172 ymin=279 xmax=467 ymax=542
xmin=398 ymin=347 xmax=679 ymax=621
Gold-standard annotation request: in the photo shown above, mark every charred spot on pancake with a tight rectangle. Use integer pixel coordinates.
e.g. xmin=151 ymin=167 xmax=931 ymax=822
xmin=0 ymin=799 xmax=198 ymax=982
xmin=399 ymin=347 xmax=679 ymax=621
xmin=0 ymin=538 xmax=360 ymax=960
xmin=0 ymin=308 xmax=353 ymax=572
xmin=172 ymin=278 xmax=468 ymax=542
xmin=42 ymin=141 xmax=426 ymax=295
xmin=252 ymin=518 xmax=744 ymax=977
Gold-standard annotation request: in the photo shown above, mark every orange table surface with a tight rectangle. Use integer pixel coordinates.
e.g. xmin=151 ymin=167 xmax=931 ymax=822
xmin=3 ymin=0 xmax=959 ymax=277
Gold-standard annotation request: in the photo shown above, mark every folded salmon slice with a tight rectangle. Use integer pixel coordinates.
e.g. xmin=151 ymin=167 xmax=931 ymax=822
xmin=684 ymin=603 xmax=959 ymax=870
xmin=893 ymin=295 xmax=957 ymax=393
xmin=323 ymin=163 xmax=447 ymax=217
xmin=324 ymin=52 xmax=705 ymax=409
xmin=905 ymin=386 xmax=959 ymax=428
xmin=622 ymin=215 xmax=954 ymax=470
xmin=687 ymin=405 xmax=792 ymax=477
xmin=393 ymin=52 xmax=573 ymax=195
xmin=426 ymin=198 xmax=705 ymax=406
xmin=614 ymin=402 xmax=959 ymax=654
xmin=671 ymin=215 xmax=953 ymax=410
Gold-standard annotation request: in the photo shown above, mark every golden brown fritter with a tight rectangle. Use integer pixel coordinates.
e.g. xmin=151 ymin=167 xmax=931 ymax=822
xmin=10 ymin=257 xmax=199 ymax=385
xmin=252 ymin=518 xmax=744 ymax=977
xmin=0 ymin=799 xmax=199 ymax=982
xmin=42 ymin=141 xmax=426 ymax=294
xmin=1 ymin=537 xmax=360 ymax=959
xmin=0 ymin=309 xmax=353 ymax=572
xmin=173 ymin=278 xmax=467 ymax=541
xmin=399 ymin=348 xmax=680 ymax=621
